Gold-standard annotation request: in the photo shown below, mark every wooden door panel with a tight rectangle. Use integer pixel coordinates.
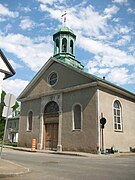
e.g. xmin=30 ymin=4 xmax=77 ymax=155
xmin=45 ymin=123 xmax=58 ymax=150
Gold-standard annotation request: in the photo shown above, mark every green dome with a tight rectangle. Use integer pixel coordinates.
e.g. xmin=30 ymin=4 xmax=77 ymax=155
xmin=56 ymin=27 xmax=74 ymax=34
xmin=53 ymin=26 xmax=76 ymax=39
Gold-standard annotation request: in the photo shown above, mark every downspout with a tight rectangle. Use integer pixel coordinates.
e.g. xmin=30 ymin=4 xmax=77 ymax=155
xmin=96 ymin=88 xmax=100 ymax=154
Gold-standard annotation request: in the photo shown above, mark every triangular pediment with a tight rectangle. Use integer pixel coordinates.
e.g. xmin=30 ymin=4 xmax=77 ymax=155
xmin=0 ymin=49 xmax=15 ymax=79
xmin=18 ymin=57 xmax=98 ymax=100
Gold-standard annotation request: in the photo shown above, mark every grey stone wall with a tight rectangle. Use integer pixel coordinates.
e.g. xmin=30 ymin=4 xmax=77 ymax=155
xmin=18 ymin=98 xmax=41 ymax=148
xmin=61 ymin=86 xmax=98 ymax=153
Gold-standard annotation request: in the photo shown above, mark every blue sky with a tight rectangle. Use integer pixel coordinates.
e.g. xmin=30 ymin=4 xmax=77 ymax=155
xmin=0 ymin=0 xmax=135 ymax=97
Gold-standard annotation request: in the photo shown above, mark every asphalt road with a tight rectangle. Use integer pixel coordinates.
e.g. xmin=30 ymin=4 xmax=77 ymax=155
xmin=1 ymin=149 xmax=135 ymax=180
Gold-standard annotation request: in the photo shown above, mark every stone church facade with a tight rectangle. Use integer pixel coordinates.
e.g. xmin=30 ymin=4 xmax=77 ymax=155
xmin=18 ymin=27 xmax=135 ymax=153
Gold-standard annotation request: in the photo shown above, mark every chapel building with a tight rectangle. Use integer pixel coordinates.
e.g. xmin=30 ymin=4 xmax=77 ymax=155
xmin=18 ymin=27 xmax=135 ymax=153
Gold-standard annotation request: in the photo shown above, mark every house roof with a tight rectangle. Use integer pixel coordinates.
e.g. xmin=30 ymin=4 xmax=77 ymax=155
xmin=17 ymin=56 xmax=135 ymax=101
xmin=0 ymin=49 xmax=15 ymax=79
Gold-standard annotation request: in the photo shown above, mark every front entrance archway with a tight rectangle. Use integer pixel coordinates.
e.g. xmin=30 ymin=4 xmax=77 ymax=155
xmin=44 ymin=101 xmax=59 ymax=150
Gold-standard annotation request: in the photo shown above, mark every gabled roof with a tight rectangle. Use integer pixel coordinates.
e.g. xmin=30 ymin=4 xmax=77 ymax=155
xmin=17 ymin=56 xmax=135 ymax=101
xmin=0 ymin=49 xmax=15 ymax=79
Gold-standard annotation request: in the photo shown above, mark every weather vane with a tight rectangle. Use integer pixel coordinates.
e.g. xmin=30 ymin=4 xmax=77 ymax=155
xmin=61 ymin=11 xmax=67 ymax=27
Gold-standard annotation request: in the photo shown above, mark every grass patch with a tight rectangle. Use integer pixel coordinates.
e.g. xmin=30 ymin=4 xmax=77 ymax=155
xmin=0 ymin=139 xmax=17 ymax=147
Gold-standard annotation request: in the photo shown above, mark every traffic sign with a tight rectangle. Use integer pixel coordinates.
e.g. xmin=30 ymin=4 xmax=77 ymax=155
xmin=4 ymin=93 xmax=16 ymax=107
xmin=0 ymin=93 xmax=16 ymax=159
xmin=2 ymin=106 xmax=12 ymax=117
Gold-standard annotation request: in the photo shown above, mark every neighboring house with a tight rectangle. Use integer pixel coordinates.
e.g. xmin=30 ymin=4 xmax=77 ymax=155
xmin=6 ymin=108 xmax=20 ymax=143
xmin=0 ymin=49 xmax=15 ymax=99
xmin=0 ymin=49 xmax=16 ymax=141
xmin=17 ymin=27 xmax=135 ymax=153
xmin=0 ymin=49 xmax=15 ymax=80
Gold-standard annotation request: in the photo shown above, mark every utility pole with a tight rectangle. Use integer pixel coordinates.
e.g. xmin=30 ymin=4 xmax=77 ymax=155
xmin=0 ymin=49 xmax=15 ymax=158
xmin=100 ymin=117 xmax=107 ymax=154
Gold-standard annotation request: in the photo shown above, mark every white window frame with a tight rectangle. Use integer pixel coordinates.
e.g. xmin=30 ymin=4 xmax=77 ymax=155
xmin=113 ymin=100 xmax=123 ymax=132
xmin=72 ymin=103 xmax=83 ymax=131
xmin=27 ymin=110 xmax=33 ymax=131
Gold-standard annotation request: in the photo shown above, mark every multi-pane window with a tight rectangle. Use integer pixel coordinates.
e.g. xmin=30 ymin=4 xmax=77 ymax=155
xmin=73 ymin=104 xmax=82 ymax=130
xmin=27 ymin=111 xmax=33 ymax=131
xmin=113 ymin=100 xmax=122 ymax=131
xmin=48 ymin=72 xmax=58 ymax=86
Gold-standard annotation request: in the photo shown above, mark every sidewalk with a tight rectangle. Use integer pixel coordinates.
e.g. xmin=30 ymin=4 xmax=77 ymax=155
xmin=0 ymin=145 xmax=135 ymax=178
xmin=0 ymin=159 xmax=30 ymax=178
xmin=3 ymin=145 xmax=135 ymax=157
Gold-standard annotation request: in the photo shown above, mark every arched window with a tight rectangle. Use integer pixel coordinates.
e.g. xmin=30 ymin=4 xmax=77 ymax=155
xmin=70 ymin=40 xmax=73 ymax=54
xmin=56 ymin=39 xmax=59 ymax=54
xmin=73 ymin=104 xmax=82 ymax=130
xmin=113 ymin=100 xmax=122 ymax=131
xmin=27 ymin=111 xmax=33 ymax=131
xmin=62 ymin=38 xmax=67 ymax=52
xmin=44 ymin=101 xmax=59 ymax=114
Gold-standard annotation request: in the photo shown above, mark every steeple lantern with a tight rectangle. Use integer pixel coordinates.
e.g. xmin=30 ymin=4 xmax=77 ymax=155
xmin=53 ymin=27 xmax=84 ymax=70
xmin=53 ymin=27 xmax=76 ymax=58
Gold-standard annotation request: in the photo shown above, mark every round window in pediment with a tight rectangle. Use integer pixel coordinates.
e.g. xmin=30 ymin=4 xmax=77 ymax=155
xmin=48 ymin=72 xmax=58 ymax=86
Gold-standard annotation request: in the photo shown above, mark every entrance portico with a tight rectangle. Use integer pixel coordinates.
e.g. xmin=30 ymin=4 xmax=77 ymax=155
xmin=39 ymin=94 xmax=62 ymax=152
xmin=44 ymin=101 xmax=59 ymax=150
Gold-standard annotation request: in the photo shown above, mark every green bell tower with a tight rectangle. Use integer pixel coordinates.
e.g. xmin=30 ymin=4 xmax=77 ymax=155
xmin=53 ymin=27 xmax=84 ymax=70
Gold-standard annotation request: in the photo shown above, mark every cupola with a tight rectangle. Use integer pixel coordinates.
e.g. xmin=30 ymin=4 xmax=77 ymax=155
xmin=53 ymin=27 xmax=84 ymax=70
xmin=53 ymin=27 xmax=76 ymax=58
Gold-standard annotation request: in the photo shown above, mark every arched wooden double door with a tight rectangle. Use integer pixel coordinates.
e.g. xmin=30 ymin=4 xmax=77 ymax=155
xmin=44 ymin=101 xmax=59 ymax=150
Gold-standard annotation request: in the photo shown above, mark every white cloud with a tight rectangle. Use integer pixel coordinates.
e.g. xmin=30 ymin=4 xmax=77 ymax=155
xmin=3 ymin=79 xmax=29 ymax=98
xmin=0 ymin=33 xmax=53 ymax=72
xmin=104 ymin=5 xmax=119 ymax=16
xmin=113 ymin=0 xmax=127 ymax=4
xmin=127 ymin=8 xmax=135 ymax=14
xmin=107 ymin=67 xmax=131 ymax=85
xmin=87 ymin=66 xmax=110 ymax=76
xmin=112 ymin=17 xmax=120 ymax=22
xmin=36 ymin=0 xmax=65 ymax=5
xmin=40 ymin=4 xmax=62 ymax=19
xmin=37 ymin=0 xmax=57 ymax=5
xmin=23 ymin=7 xmax=31 ymax=13
xmin=40 ymin=4 xmax=109 ymax=37
xmin=0 ymin=3 xmax=19 ymax=18
xmin=69 ymin=5 xmax=108 ymax=36
xmin=87 ymin=66 xmax=135 ymax=85
xmin=119 ymin=26 xmax=131 ymax=34
xmin=19 ymin=17 xmax=35 ymax=30
xmin=128 ymin=46 xmax=135 ymax=53
xmin=5 ymin=23 xmax=12 ymax=33
xmin=116 ymin=35 xmax=131 ymax=46
xmin=79 ymin=35 xmax=135 ymax=68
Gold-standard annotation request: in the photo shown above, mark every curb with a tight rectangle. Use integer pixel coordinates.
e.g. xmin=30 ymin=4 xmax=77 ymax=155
xmin=3 ymin=145 xmax=135 ymax=158
xmin=0 ymin=159 xmax=30 ymax=178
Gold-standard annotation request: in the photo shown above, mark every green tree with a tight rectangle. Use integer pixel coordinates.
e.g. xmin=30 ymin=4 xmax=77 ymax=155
xmin=0 ymin=91 xmax=19 ymax=138
xmin=0 ymin=91 xmax=6 ymax=138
